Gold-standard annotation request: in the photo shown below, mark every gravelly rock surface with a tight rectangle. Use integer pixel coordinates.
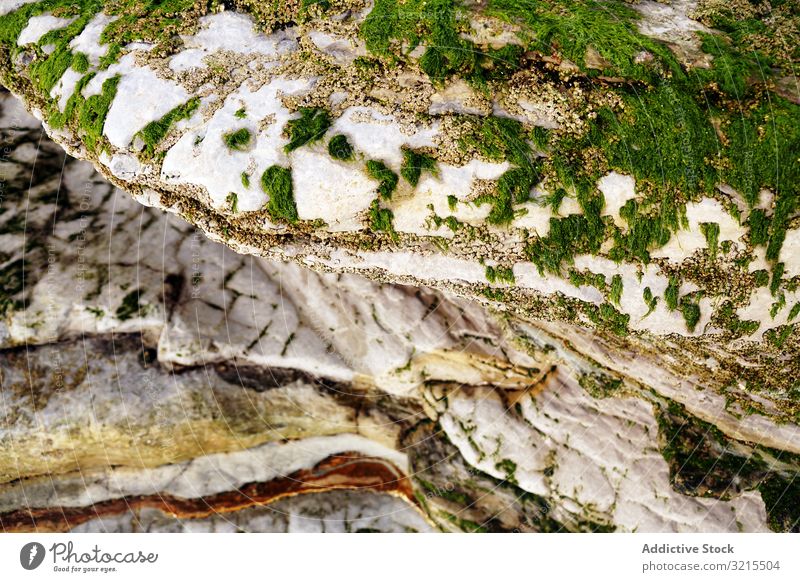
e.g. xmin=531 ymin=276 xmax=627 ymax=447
xmin=1 ymin=90 xmax=798 ymax=532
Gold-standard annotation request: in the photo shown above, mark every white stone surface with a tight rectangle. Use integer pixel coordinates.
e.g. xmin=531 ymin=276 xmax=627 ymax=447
xmin=17 ymin=14 xmax=75 ymax=45
xmin=170 ymin=11 xmax=297 ymax=72
xmin=393 ymin=160 xmax=508 ymax=234
xmin=290 ymin=149 xmax=378 ymax=230
xmin=82 ymin=53 xmax=191 ymax=148
xmin=442 ymin=374 xmax=771 ymax=533
xmin=779 ymin=228 xmax=800 ymax=277
xmin=598 ymin=171 xmax=638 ymax=226
xmin=1 ymin=0 xmax=39 ymax=16
xmin=651 ymin=197 xmax=745 ymax=261
xmin=50 ymin=66 xmax=82 ymax=110
xmin=162 ymin=77 xmax=315 ymax=210
xmin=331 ymin=106 xmax=440 ymax=169
xmin=68 ymin=12 xmax=116 ymax=66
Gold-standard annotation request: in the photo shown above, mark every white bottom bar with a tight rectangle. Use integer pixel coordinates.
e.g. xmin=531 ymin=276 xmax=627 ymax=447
xmin=1 ymin=533 xmax=797 ymax=581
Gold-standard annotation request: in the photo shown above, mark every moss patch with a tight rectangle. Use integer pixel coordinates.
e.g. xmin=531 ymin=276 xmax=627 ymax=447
xmin=461 ymin=116 xmax=542 ymax=225
xmin=116 ymin=288 xmax=143 ymax=321
xmin=261 ymin=165 xmax=298 ymax=223
xmin=366 ymin=160 xmax=399 ymax=200
xmin=137 ymin=97 xmax=199 ymax=157
xmin=328 ymin=134 xmax=354 ymax=161
xmin=657 ymin=400 xmax=800 ymax=531
xmin=369 ymin=199 xmax=397 ymax=240
xmin=284 ymin=107 xmax=331 ymax=152
xmin=222 ymin=127 xmax=252 ymax=151
xmin=485 ymin=264 xmax=515 ymax=284
xmin=400 ymin=146 xmax=438 ymax=187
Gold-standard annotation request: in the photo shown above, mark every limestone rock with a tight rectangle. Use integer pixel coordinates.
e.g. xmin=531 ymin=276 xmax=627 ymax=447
xmin=2 ymin=90 xmax=799 ymax=532
xmin=0 ymin=1 xmax=798 ymax=533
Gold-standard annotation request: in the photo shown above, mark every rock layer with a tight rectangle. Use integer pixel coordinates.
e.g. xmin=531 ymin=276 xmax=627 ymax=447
xmin=0 ymin=1 xmax=797 ymax=407
xmin=0 ymin=1 xmax=798 ymax=533
xmin=1 ymin=90 xmax=798 ymax=532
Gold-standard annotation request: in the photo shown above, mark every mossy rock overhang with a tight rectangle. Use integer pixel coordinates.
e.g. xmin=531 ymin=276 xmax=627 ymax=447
xmin=0 ymin=0 xmax=797 ymax=360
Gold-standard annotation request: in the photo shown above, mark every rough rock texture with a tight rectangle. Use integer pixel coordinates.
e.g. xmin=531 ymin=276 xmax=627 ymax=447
xmin=0 ymin=0 xmax=798 ymax=532
xmin=2 ymin=90 xmax=798 ymax=533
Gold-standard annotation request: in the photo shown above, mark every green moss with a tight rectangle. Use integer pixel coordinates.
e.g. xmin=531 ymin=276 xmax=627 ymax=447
xmin=86 ymin=306 xmax=105 ymax=318
xmin=261 ymin=165 xmax=297 ymax=223
xmin=700 ymin=222 xmax=720 ymax=260
xmin=226 ymin=192 xmax=238 ymax=213
xmin=400 ymin=147 xmax=438 ymax=186
xmin=0 ymin=259 xmax=26 ymax=316
xmin=0 ymin=0 xmax=88 ymax=45
xmin=665 ymin=276 xmax=679 ymax=311
xmin=770 ymin=294 xmax=787 ymax=319
xmin=610 ymin=199 xmax=685 ymax=264
xmin=461 ymin=116 xmax=542 ymax=225
xmin=609 ymin=274 xmax=623 ymax=306
xmin=587 ymin=302 xmax=629 ymax=336
xmin=487 ymin=0 xmax=680 ymax=82
xmin=770 ymin=262 xmax=785 ymax=296
xmin=234 ymin=107 xmax=247 ymax=119
xmin=767 ymin=189 xmax=800 ymax=261
xmin=759 ymin=475 xmax=800 ymax=533
xmin=679 ymin=299 xmax=701 ymax=332
xmin=765 ymin=326 xmax=793 ymax=349
xmin=447 ymin=194 xmax=458 ymax=211
xmin=642 ymin=286 xmax=658 ymax=316
xmin=748 ymin=209 xmax=770 ymax=246
xmin=116 ymin=289 xmax=142 ymax=321
xmin=485 ymin=265 xmax=515 ymax=285
xmin=480 ymin=287 xmax=507 ymax=302
xmin=789 ymin=303 xmax=800 ymax=323
xmin=429 ymin=210 xmax=463 ymax=233
xmin=694 ymin=2 xmax=796 ymax=75
xmin=360 ymin=0 xmax=523 ymax=86
xmin=441 ymin=512 xmax=489 ymax=533
xmin=526 ymin=211 xmax=605 ymax=275
xmin=29 ymin=48 xmax=75 ymax=93
xmin=569 ymin=270 xmax=605 ymax=290
xmin=728 ymin=101 xmax=799 ymax=259
xmin=71 ymin=52 xmax=90 ymax=73
xmin=417 ymin=478 xmax=472 ymax=506
xmin=368 ymin=199 xmax=398 ymax=241
xmin=752 ymin=269 xmax=770 ymax=287
xmin=656 ymin=401 xmax=771 ymax=500
xmin=579 ymin=372 xmax=623 ymax=399
xmin=495 ymin=459 xmax=518 ymax=485
xmin=137 ymin=97 xmax=199 ymax=157
xmin=75 ymin=74 xmax=120 ymax=153
xmin=15 ymin=3 xmax=103 ymax=92
xmin=284 ymin=107 xmax=331 ymax=152
xmin=328 ymin=134 xmax=354 ymax=161
xmin=657 ymin=400 xmax=800 ymax=531
xmin=98 ymin=42 xmax=121 ymax=69
xmin=222 ymin=127 xmax=252 ymax=151
xmin=300 ymin=0 xmax=331 ymax=14
xmin=366 ymin=160 xmax=399 ymax=200
xmin=542 ymin=187 xmax=567 ymax=213
xmin=717 ymin=301 xmax=759 ymax=337
xmin=100 ymin=0 xmax=199 ymax=53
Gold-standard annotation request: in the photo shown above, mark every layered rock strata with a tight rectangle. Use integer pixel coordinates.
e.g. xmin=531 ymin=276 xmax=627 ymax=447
xmin=1 ymin=91 xmax=798 ymax=532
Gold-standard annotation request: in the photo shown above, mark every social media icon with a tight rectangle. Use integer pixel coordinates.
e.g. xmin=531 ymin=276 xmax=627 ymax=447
xmin=20 ymin=542 xmax=46 ymax=570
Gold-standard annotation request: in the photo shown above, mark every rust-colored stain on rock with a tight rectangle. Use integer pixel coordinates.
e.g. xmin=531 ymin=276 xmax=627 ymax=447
xmin=0 ymin=453 xmax=415 ymax=532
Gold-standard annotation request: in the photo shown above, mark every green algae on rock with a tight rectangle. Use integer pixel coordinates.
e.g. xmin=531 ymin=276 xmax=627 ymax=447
xmin=0 ymin=2 xmax=797 ymax=489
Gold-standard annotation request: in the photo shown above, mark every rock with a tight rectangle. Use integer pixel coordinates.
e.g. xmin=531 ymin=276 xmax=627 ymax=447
xmin=0 ymin=1 xmax=798 ymax=533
